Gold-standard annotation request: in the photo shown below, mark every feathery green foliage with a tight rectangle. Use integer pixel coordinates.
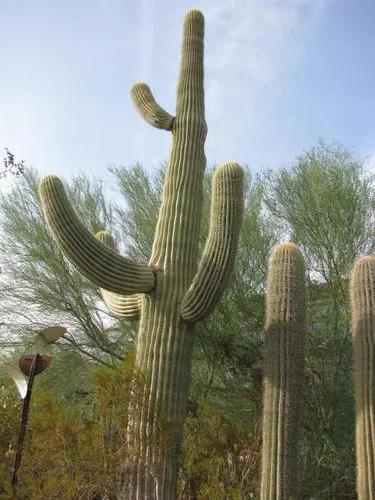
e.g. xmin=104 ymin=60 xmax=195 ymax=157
xmin=267 ymin=141 xmax=374 ymax=496
xmin=0 ymin=168 xmax=128 ymax=364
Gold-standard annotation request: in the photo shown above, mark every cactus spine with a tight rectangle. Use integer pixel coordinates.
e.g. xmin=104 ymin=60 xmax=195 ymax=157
xmin=260 ymin=243 xmax=306 ymax=500
xmin=350 ymin=255 xmax=375 ymax=499
xmin=39 ymin=10 xmax=244 ymax=499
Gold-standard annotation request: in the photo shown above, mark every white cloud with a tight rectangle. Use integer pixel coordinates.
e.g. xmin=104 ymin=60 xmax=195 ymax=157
xmin=193 ymin=0 xmax=326 ymax=165
xmin=204 ymin=0 xmax=323 ymax=81
xmin=125 ymin=0 xmax=326 ymax=169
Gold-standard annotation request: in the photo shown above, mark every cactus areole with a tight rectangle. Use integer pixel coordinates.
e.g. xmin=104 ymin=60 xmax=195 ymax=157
xmin=39 ymin=10 xmax=244 ymax=499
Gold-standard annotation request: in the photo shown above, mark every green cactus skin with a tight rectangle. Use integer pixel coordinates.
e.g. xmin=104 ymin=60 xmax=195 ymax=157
xmin=96 ymin=230 xmax=142 ymax=318
xmin=350 ymin=256 xmax=375 ymax=500
xmin=260 ymin=243 xmax=306 ymax=500
xmin=39 ymin=10 xmax=244 ymax=498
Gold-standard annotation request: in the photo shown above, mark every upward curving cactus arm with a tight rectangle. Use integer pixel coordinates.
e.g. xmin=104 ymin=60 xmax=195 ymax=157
xmin=180 ymin=162 xmax=244 ymax=323
xmin=131 ymin=83 xmax=175 ymax=131
xmin=95 ymin=230 xmax=142 ymax=318
xmin=350 ymin=255 xmax=375 ymax=500
xmin=39 ymin=175 xmax=156 ymax=295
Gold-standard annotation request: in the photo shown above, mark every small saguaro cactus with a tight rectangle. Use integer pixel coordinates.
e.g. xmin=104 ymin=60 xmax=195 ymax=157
xmin=350 ymin=255 xmax=375 ymax=500
xmin=39 ymin=9 xmax=244 ymax=499
xmin=260 ymin=242 xmax=306 ymax=500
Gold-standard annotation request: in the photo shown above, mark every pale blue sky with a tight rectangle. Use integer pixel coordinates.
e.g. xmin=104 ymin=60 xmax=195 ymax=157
xmin=1 ymin=0 xmax=374 ymax=188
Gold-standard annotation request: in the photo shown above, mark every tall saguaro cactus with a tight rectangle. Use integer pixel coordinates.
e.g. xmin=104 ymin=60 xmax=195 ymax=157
xmin=260 ymin=243 xmax=306 ymax=500
xmin=39 ymin=10 xmax=244 ymax=499
xmin=350 ymin=255 xmax=375 ymax=500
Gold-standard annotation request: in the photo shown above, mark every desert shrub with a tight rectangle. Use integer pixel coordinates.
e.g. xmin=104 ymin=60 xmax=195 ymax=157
xmin=0 ymin=358 xmax=134 ymax=499
xmin=179 ymin=401 xmax=261 ymax=499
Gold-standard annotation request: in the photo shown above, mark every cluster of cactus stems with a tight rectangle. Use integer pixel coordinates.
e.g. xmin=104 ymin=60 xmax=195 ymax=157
xmin=34 ymin=6 xmax=375 ymax=499
xmin=350 ymin=255 xmax=375 ymax=500
xmin=39 ymin=9 xmax=244 ymax=499
xmin=260 ymin=242 xmax=306 ymax=500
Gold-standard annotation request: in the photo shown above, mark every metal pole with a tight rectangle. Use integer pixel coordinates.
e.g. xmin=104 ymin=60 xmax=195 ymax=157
xmin=11 ymin=353 xmax=39 ymax=487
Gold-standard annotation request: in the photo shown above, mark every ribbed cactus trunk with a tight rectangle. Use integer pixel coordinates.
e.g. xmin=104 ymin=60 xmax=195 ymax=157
xmin=260 ymin=243 xmax=306 ymax=500
xmin=39 ymin=10 xmax=244 ymax=499
xmin=350 ymin=256 xmax=375 ymax=500
xmin=124 ymin=12 xmax=207 ymax=497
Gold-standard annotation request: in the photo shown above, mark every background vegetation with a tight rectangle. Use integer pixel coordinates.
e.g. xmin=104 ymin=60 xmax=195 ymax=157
xmin=0 ymin=140 xmax=373 ymax=498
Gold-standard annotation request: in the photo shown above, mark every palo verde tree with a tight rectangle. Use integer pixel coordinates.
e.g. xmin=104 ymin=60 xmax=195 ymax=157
xmin=39 ymin=10 xmax=244 ymax=499
xmin=0 ymin=168 xmax=126 ymax=365
xmin=266 ymin=141 xmax=375 ymax=495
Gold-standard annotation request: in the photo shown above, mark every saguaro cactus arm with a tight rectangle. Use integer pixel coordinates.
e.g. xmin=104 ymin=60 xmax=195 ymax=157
xmin=96 ymin=230 xmax=142 ymax=318
xmin=131 ymin=83 xmax=175 ymax=131
xmin=180 ymin=162 xmax=244 ymax=323
xmin=350 ymin=255 xmax=375 ymax=500
xmin=98 ymin=290 xmax=142 ymax=318
xmin=39 ymin=176 xmax=155 ymax=295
